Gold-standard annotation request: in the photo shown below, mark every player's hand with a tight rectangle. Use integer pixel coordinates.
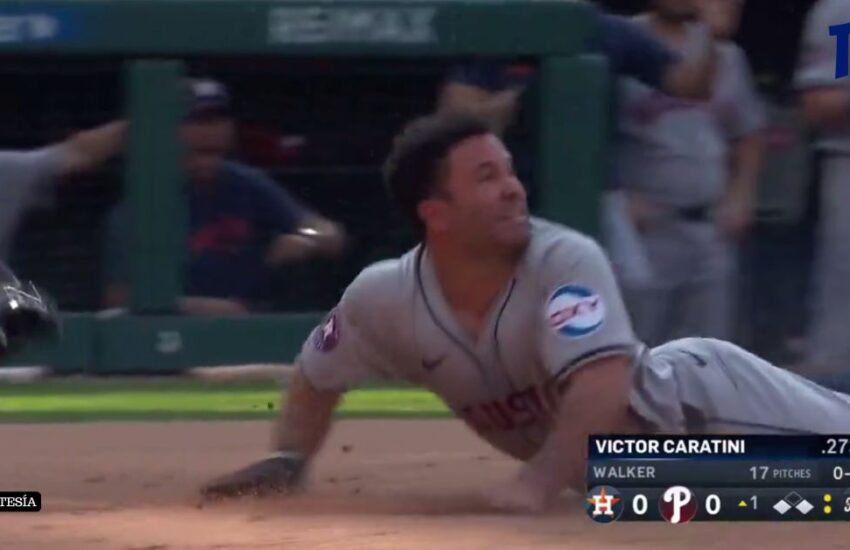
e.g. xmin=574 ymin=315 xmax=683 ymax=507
xmin=266 ymin=217 xmax=347 ymax=265
xmin=626 ymin=193 xmax=661 ymax=233
xmin=485 ymin=473 xmax=549 ymax=514
xmin=716 ymin=190 xmax=754 ymax=241
xmin=200 ymin=454 xmax=306 ymax=502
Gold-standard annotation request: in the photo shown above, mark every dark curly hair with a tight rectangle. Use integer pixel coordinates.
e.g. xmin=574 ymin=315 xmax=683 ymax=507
xmin=383 ymin=112 xmax=495 ymax=239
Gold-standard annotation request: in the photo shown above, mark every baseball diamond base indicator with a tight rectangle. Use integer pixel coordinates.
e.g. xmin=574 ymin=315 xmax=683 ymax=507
xmin=585 ymin=435 xmax=850 ymax=523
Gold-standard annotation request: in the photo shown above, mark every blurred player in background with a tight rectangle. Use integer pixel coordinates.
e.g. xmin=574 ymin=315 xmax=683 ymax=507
xmin=0 ymin=94 xmax=126 ymax=362
xmin=0 ymin=120 xmax=126 ymax=262
xmin=438 ymin=0 xmax=721 ymax=170
xmin=103 ymin=79 xmax=346 ymax=315
xmin=615 ymin=0 xmax=765 ymax=346
xmin=794 ymin=0 xmax=850 ymax=375
xmin=438 ymin=0 xmax=723 ymax=288
xmin=199 ymin=113 xmax=850 ymax=515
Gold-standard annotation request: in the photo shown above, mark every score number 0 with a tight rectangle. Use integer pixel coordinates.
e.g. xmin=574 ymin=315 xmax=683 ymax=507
xmin=631 ymin=493 xmax=722 ymax=516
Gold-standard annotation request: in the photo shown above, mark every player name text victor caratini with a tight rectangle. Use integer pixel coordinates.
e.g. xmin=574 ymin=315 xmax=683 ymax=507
xmin=595 ymin=437 xmax=747 ymax=455
xmin=0 ymin=492 xmax=42 ymax=512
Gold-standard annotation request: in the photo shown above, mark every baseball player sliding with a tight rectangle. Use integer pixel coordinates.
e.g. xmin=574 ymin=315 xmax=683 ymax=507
xmin=200 ymin=113 xmax=850 ymax=513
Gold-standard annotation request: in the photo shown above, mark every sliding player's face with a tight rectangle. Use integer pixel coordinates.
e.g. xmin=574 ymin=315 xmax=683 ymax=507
xmin=434 ymin=134 xmax=530 ymax=254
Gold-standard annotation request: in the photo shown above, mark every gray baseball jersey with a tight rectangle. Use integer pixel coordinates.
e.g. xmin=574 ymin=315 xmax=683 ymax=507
xmin=795 ymin=0 xmax=850 ymax=371
xmin=297 ymin=219 xmax=850 ymax=460
xmin=0 ymin=145 xmax=65 ymax=259
xmin=632 ymin=336 xmax=850 ymax=434
xmin=299 ymin=218 xmax=639 ymax=460
xmin=616 ymin=20 xmax=766 ymax=208
xmin=795 ymin=0 xmax=850 ymax=153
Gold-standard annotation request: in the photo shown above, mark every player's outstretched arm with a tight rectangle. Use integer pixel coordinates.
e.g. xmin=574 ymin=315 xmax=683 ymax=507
xmin=60 ymin=120 xmax=127 ymax=176
xmin=266 ymin=214 xmax=347 ymax=265
xmin=271 ymin=367 xmax=341 ymax=456
xmin=200 ymin=368 xmax=342 ymax=501
xmin=488 ymin=354 xmax=638 ymax=512
xmin=199 ymin=266 xmax=387 ymax=502
xmin=437 ymin=81 xmax=523 ymax=136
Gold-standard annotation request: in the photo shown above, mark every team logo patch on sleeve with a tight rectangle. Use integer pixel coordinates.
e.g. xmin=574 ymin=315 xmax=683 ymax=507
xmin=313 ymin=309 xmax=340 ymax=352
xmin=546 ymin=285 xmax=605 ymax=338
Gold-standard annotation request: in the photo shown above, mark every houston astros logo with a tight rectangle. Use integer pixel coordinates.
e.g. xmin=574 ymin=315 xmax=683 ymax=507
xmin=547 ymin=285 xmax=605 ymax=338
xmin=659 ymin=486 xmax=698 ymax=524
xmin=584 ymin=485 xmax=624 ymax=523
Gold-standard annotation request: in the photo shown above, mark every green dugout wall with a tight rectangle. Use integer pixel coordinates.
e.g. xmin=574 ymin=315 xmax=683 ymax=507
xmin=3 ymin=0 xmax=609 ymax=373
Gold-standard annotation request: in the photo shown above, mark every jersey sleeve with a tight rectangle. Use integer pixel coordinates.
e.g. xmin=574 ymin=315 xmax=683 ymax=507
xmin=0 ymin=145 xmax=66 ymax=209
xmin=794 ymin=0 xmax=844 ymax=90
xmin=538 ymin=236 xmax=639 ymax=382
xmin=723 ymin=46 xmax=767 ymax=140
xmin=595 ymin=13 xmax=676 ymax=90
xmin=296 ymin=269 xmax=395 ymax=392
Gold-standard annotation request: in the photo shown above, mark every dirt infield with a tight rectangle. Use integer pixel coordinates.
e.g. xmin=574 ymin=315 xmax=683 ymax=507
xmin=0 ymin=419 xmax=848 ymax=549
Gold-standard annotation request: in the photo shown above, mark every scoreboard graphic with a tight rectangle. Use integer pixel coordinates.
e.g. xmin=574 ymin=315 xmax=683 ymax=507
xmin=585 ymin=435 xmax=850 ymax=522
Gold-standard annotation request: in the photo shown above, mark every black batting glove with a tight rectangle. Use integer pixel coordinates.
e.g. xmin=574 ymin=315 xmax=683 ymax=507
xmin=200 ymin=453 xmax=307 ymax=501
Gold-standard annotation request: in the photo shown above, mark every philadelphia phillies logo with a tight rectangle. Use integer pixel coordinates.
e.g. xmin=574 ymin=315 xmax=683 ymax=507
xmin=546 ymin=285 xmax=605 ymax=338
xmin=659 ymin=486 xmax=698 ymax=524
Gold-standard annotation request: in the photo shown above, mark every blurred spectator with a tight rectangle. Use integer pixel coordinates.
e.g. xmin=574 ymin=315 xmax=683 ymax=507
xmin=0 ymin=120 xmax=125 ymax=261
xmin=103 ymin=79 xmax=345 ymax=315
xmin=437 ymin=2 xmax=721 ymax=291
xmin=615 ymin=0 xmax=766 ymax=346
xmin=437 ymin=1 xmax=719 ymax=189
xmin=794 ymin=0 xmax=850 ymax=373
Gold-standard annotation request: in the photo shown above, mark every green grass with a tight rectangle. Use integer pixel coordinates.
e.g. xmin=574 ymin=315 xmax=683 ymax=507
xmin=0 ymin=379 xmax=451 ymax=422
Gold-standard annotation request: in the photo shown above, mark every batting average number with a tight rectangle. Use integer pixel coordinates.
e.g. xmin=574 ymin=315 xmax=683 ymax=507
xmin=630 ymin=493 xmax=722 ymax=516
